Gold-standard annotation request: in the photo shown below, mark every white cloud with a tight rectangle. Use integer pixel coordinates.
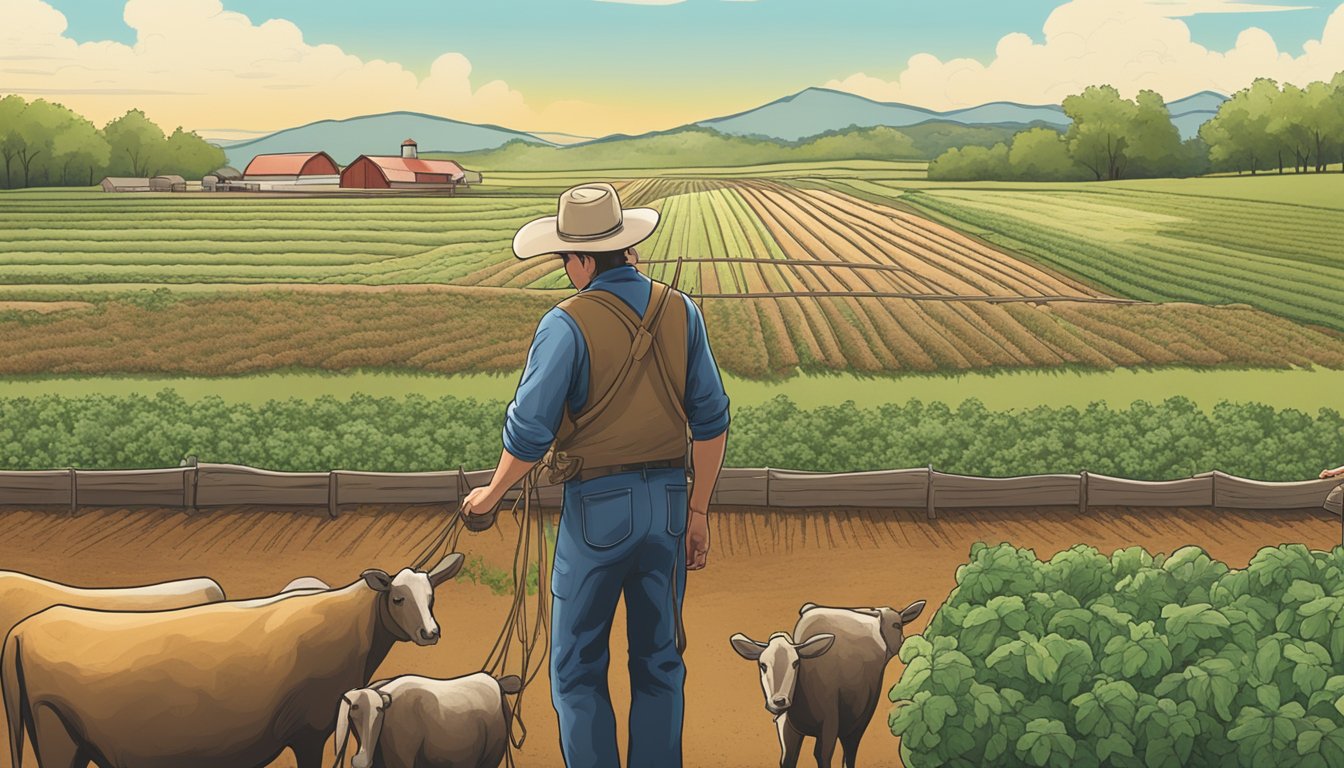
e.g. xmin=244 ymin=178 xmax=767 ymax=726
xmin=0 ymin=0 xmax=534 ymax=132
xmin=1145 ymin=0 xmax=1313 ymax=14
xmin=826 ymin=0 xmax=1344 ymax=109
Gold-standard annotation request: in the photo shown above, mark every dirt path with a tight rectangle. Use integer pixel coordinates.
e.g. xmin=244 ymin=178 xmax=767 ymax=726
xmin=0 ymin=504 xmax=1336 ymax=768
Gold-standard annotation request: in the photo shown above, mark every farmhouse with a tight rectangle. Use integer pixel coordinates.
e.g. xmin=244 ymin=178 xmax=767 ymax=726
xmin=99 ymin=177 xmax=151 ymax=192
xmin=241 ymin=151 xmax=340 ymax=189
xmin=339 ymin=139 xmax=480 ymax=192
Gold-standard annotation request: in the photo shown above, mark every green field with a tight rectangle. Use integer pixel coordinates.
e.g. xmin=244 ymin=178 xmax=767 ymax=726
xmin=3 ymin=366 xmax=1340 ymax=413
xmin=1 ymin=169 xmax=1341 ymax=382
xmin=814 ymin=175 xmax=1344 ymax=331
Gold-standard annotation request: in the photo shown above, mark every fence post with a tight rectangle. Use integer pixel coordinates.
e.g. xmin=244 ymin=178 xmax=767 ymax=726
xmin=926 ymin=465 xmax=936 ymax=520
xmin=1211 ymin=470 xmax=1219 ymax=510
xmin=1079 ymin=471 xmax=1089 ymax=515
xmin=68 ymin=467 xmax=77 ymax=514
xmin=180 ymin=455 xmax=199 ymax=512
xmin=764 ymin=467 xmax=771 ymax=509
xmin=328 ymin=471 xmax=340 ymax=519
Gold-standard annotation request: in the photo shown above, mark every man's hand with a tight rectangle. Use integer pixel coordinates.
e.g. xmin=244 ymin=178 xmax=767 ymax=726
xmin=461 ymin=485 xmax=502 ymax=517
xmin=1322 ymin=468 xmax=1342 ymax=480
xmin=686 ymin=505 xmax=711 ymax=571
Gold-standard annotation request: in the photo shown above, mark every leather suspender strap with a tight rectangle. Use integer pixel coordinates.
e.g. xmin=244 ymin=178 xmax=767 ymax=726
xmin=571 ymin=281 xmax=677 ymax=432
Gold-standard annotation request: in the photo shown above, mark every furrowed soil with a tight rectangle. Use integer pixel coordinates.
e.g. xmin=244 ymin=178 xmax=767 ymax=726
xmin=0 ymin=504 xmax=1336 ymax=768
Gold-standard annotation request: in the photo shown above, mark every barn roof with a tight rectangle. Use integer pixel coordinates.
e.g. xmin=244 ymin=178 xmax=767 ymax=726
xmin=151 ymin=175 xmax=185 ymax=183
xmin=243 ymin=152 xmax=338 ymax=177
xmin=101 ymin=177 xmax=150 ymax=186
xmin=212 ymin=166 xmax=242 ymax=180
xmin=356 ymin=156 xmax=466 ymax=183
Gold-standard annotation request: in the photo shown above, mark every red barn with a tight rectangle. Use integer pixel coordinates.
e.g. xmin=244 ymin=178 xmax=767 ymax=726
xmin=242 ymin=152 xmax=340 ymax=181
xmin=339 ymin=156 xmax=468 ymax=189
xmin=339 ymin=139 xmax=474 ymax=192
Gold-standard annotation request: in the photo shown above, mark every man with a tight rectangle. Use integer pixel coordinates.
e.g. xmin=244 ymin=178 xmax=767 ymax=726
xmin=460 ymin=182 xmax=730 ymax=768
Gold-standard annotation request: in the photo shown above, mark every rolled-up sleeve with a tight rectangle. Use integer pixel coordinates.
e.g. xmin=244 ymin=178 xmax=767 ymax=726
xmin=682 ymin=296 xmax=731 ymax=440
xmin=503 ymin=308 xmax=579 ymax=462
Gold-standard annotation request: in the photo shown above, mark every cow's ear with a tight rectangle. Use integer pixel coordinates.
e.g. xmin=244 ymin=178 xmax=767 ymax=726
xmin=428 ymin=553 xmax=465 ymax=587
xmin=380 ymin=691 xmax=392 ymax=709
xmin=795 ymin=633 xmax=835 ymax=659
xmin=799 ymin=602 xmax=818 ymax=616
xmin=730 ymin=633 xmax=767 ymax=661
xmin=899 ymin=601 xmax=927 ymax=625
xmin=362 ymin=569 xmax=392 ymax=592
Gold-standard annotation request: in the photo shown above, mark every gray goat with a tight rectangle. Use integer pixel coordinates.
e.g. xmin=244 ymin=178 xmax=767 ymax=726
xmin=731 ymin=600 xmax=925 ymax=768
xmin=334 ymin=672 xmax=521 ymax=768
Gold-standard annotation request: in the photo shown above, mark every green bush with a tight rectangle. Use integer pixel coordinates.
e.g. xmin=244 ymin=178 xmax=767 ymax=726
xmin=890 ymin=542 xmax=1344 ymax=767
xmin=0 ymin=391 xmax=1341 ymax=480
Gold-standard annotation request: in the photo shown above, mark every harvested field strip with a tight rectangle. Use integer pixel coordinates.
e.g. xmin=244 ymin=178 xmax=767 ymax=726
xmin=801 ymin=187 xmax=1100 ymax=297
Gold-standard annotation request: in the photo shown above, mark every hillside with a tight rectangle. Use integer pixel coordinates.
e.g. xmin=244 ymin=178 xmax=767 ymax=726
xmin=697 ymin=87 xmax=1225 ymax=141
xmin=222 ymin=111 xmax=552 ymax=167
xmin=433 ymin=123 xmax=1025 ymax=171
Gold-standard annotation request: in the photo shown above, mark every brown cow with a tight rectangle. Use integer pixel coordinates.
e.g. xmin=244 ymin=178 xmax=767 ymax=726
xmin=0 ymin=570 xmax=226 ymax=768
xmin=3 ymin=553 xmax=463 ymax=768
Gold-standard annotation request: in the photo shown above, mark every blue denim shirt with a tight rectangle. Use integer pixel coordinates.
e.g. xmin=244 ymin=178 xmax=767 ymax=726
xmin=503 ymin=265 xmax=731 ymax=462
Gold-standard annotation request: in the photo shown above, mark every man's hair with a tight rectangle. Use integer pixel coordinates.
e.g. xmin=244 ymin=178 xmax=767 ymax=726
xmin=563 ymin=249 xmax=629 ymax=275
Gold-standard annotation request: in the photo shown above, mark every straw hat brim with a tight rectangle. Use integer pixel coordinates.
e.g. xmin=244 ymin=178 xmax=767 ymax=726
xmin=511 ymin=208 xmax=659 ymax=261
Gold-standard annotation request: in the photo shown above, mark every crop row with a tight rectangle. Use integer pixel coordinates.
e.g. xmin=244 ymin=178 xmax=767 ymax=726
xmin=905 ymin=189 xmax=1344 ymax=330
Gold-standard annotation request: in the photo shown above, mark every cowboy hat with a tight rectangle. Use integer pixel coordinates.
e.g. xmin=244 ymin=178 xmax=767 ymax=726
xmin=512 ymin=182 xmax=658 ymax=262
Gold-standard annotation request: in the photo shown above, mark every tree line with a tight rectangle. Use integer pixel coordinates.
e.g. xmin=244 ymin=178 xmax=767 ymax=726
xmin=1201 ymin=74 xmax=1344 ymax=175
xmin=0 ymin=95 xmax=226 ymax=189
xmin=929 ymin=71 xmax=1344 ymax=181
xmin=0 ymin=390 xmax=1338 ymax=482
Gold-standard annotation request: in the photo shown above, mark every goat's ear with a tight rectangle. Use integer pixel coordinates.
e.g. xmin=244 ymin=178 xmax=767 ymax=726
xmin=427 ymin=553 xmax=465 ymax=587
xmin=795 ymin=633 xmax=835 ymax=659
xmin=730 ymin=633 xmax=768 ymax=661
xmin=362 ymin=569 xmax=392 ymax=592
xmin=799 ymin=602 xmax=818 ymax=616
xmin=899 ymin=600 xmax=927 ymax=625
xmin=380 ymin=691 xmax=392 ymax=709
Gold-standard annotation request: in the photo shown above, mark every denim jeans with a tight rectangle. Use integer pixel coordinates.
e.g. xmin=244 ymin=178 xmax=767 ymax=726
xmin=549 ymin=466 xmax=689 ymax=768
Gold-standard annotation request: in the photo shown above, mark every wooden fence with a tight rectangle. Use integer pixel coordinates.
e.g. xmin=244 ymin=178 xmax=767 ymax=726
xmin=0 ymin=459 xmax=1338 ymax=519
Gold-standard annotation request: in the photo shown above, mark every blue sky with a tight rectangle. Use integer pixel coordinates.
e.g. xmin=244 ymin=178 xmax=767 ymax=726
xmin=47 ymin=0 xmax=1332 ymax=87
xmin=13 ymin=0 xmax=1344 ymax=135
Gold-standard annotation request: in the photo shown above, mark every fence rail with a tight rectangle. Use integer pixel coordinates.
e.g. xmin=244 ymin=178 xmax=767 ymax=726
xmin=0 ymin=460 xmax=1339 ymax=519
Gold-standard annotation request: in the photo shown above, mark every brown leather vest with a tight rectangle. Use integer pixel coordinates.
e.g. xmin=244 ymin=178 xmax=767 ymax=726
xmin=546 ymin=280 xmax=690 ymax=480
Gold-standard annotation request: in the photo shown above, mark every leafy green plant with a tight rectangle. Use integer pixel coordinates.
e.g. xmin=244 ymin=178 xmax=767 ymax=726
xmin=891 ymin=542 xmax=1344 ymax=767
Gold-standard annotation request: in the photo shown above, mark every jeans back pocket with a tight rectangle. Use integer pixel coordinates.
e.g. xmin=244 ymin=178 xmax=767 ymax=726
xmin=666 ymin=484 xmax=688 ymax=537
xmin=580 ymin=487 xmax=634 ymax=549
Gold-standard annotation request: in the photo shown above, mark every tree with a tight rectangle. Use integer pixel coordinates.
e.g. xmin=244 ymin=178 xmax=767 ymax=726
xmin=104 ymin=109 xmax=166 ymax=177
xmin=1332 ymin=72 xmax=1344 ymax=171
xmin=1063 ymin=86 xmax=1137 ymax=181
xmin=0 ymin=94 xmax=25 ymax=188
xmin=1126 ymin=90 xmax=1184 ymax=178
xmin=163 ymin=127 xmax=226 ymax=179
xmin=927 ymin=143 xmax=1011 ymax=181
xmin=14 ymin=99 xmax=68 ymax=187
xmin=1200 ymin=79 xmax=1277 ymax=175
xmin=1269 ymin=84 xmax=1314 ymax=173
xmin=1008 ymin=128 xmax=1085 ymax=180
xmin=51 ymin=114 xmax=110 ymax=186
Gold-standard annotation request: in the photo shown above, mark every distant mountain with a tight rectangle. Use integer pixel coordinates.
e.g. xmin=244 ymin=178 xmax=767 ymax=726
xmin=219 ymin=112 xmax=553 ymax=168
xmin=1167 ymin=91 xmax=1228 ymax=141
xmin=695 ymin=87 xmax=1227 ymax=142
